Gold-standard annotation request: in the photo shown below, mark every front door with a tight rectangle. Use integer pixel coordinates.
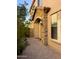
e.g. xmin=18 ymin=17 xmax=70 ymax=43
xmin=34 ymin=23 xmax=39 ymax=38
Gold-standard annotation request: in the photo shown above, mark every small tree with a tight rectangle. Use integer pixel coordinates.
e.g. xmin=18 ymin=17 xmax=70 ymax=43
xmin=17 ymin=4 xmax=29 ymax=55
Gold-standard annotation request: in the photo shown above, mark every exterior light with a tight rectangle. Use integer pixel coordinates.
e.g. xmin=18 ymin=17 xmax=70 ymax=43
xmin=40 ymin=21 xmax=43 ymax=25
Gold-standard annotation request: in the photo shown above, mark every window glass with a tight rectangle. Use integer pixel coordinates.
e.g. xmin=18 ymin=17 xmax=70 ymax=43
xmin=51 ymin=23 xmax=57 ymax=39
xmin=51 ymin=13 xmax=58 ymax=39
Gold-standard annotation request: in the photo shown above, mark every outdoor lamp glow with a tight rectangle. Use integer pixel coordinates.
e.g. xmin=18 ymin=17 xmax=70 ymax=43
xmin=40 ymin=21 xmax=43 ymax=25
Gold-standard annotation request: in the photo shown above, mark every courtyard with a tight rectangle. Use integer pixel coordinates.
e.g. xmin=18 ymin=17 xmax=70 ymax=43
xmin=17 ymin=38 xmax=61 ymax=59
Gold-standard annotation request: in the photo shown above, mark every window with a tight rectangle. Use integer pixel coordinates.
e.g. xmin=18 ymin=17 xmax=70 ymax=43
xmin=51 ymin=23 xmax=57 ymax=39
xmin=51 ymin=13 xmax=58 ymax=39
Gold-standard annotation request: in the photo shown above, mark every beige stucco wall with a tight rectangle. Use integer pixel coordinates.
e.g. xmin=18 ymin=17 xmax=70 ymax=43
xmin=57 ymin=11 xmax=61 ymax=43
xmin=42 ymin=0 xmax=61 ymax=42
xmin=30 ymin=0 xmax=61 ymax=52
xmin=42 ymin=0 xmax=61 ymax=52
xmin=33 ymin=7 xmax=44 ymax=39
xmin=30 ymin=0 xmax=38 ymax=17
xmin=47 ymin=11 xmax=61 ymax=53
xmin=42 ymin=0 xmax=61 ymax=14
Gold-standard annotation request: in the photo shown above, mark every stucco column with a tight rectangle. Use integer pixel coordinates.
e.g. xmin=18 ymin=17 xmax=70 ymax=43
xmin=43 ymin=13 xmax=48 ymax=45
xmin=43 ymin=7 xmax=50 ymax=46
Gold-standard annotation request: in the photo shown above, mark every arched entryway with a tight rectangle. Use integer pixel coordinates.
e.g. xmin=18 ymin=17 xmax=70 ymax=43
xmin=34 ymin=18 xmax=43 ymax=40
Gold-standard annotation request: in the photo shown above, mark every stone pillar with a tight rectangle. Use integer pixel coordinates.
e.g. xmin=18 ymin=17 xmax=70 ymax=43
xmin=43 ymin=13 xmax=48 ymax=46
xmin=43 ymin=7 xmax=50 ymax=46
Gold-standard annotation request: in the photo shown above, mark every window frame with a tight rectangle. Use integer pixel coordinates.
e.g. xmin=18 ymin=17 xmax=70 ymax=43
xmin=51 ymin=13 xmax=58 ymax=40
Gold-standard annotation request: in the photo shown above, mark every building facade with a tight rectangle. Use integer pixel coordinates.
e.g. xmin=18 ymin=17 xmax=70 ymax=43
xmin=29 ymin=0 xmax=61 ymax=53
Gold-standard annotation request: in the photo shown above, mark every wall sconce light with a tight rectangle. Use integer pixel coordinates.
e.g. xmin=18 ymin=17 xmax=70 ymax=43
xmin=40 ymin=21 xmax=43 ymax=25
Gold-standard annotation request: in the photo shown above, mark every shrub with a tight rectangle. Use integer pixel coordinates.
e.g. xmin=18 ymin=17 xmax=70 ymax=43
xmin=17 ymin=4 xmax=29 ymax=55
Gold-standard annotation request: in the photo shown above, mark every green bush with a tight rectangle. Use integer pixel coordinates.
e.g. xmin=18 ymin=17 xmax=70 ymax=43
xmin=17 ymin=20 xmax=26 ymax=55
xmin=17 ymin=4 xmax=29 ymax=55
xmin=17 ymin=38 xmax=25 ymax=54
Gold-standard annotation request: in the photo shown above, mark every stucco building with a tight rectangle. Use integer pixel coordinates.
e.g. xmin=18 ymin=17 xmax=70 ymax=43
xmin=29 ymin=0 xmax=61 ymax=53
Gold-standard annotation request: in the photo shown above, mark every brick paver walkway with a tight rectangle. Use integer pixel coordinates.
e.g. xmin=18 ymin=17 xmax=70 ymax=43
xmin=17 ymin=38 xmax=61 ymax=59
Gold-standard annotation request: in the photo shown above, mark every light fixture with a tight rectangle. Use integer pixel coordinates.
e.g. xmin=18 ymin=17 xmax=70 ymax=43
xmin=40 ymin=21 xmax=43 ymax=25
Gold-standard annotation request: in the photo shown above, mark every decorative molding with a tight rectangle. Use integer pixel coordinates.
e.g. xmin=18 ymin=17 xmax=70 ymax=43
xmin=50 ymin=10 xmax=61 ymax=16
xmin=44 ymin=7 xmax=51 ymax=13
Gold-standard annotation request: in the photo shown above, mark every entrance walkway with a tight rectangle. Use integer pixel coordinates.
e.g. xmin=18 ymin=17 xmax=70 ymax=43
xmin=17 ymin=38 xmax=61 ymax=59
